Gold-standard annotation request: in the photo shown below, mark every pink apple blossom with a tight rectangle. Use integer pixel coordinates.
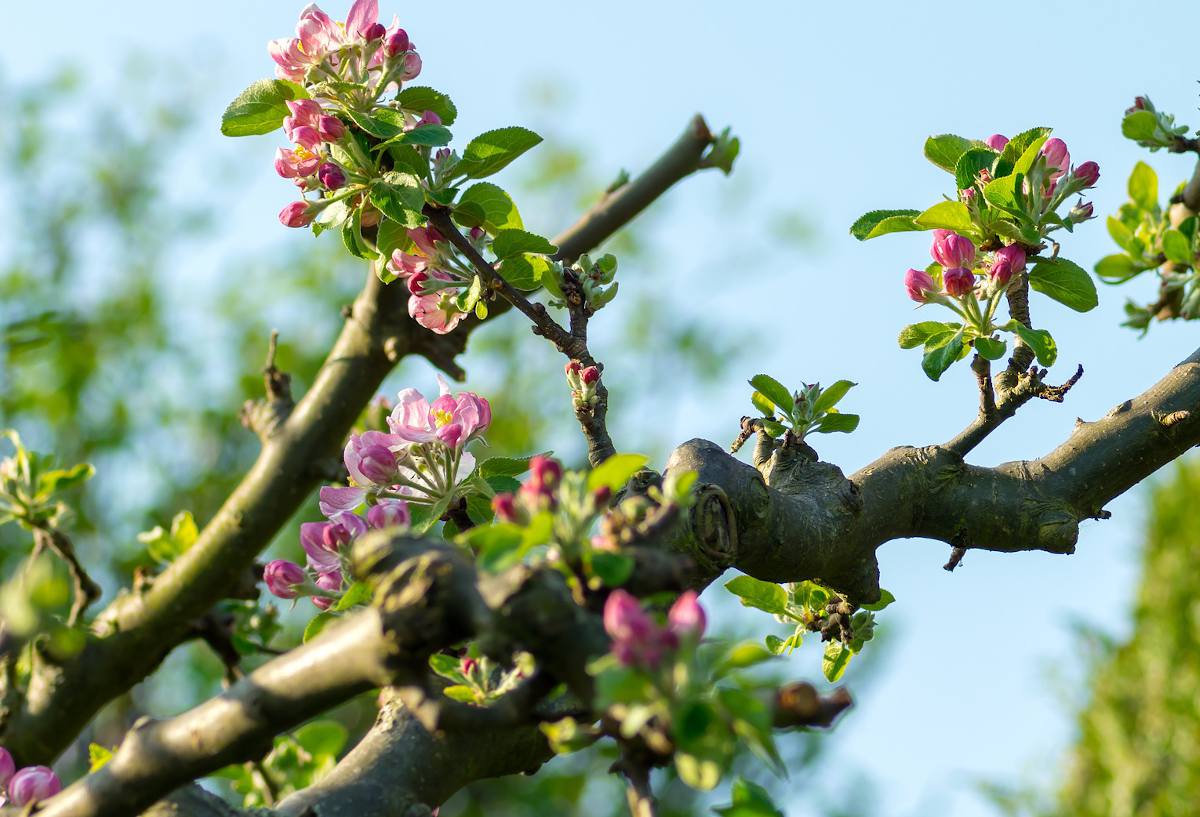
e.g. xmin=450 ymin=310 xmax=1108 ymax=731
xmin=1041 ymin=138 xmax=1070 ymax=178
xmin=274 ymin=147 xmax=321 ymax=180
xmin=0 ymin=746 xmax=14 ymax=788
xmin=8 ymin=766 xmax=63 ymax=806
xmin=667 ymin=591 xmax=707 ymax=640
xmin=989 ymin=245 xmax=1026 ymax=284
xmin=312 ymin=570 xmax=344 ymax=609
xmin=942 ymin=267 xmax=975 ymax=297
xmin=367 ymin=498 xmax=410 ymax=529
xmin=904 ymin=268 xmax=936 ymax=303
xmin=984 ymin=133 xmax=1009 ymax=151
xmin=930 ymin=230 xmax=976 ymax=269
xmin=279 ymin=201 xmax=314 ymax=228
xmin=264 ymin=560 xmax=307 ymax=599
xmin=387 ymin=377 xmax=491 ymax=449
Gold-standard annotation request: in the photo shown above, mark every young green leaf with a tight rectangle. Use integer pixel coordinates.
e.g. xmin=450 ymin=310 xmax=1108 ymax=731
xmin=747 ymin=374 xmax=794 ymax=415
xmin=1121 ymin=110 xmax=1159 ymax=143
xmin=914 ymin=201 xmax=974 ymax=233
xmin=457 ymin=182 xmax=523 ymax=233
xmin=813 ymin=380 xmax=855 ymax=414
xmin=924 ymin=134 xmax=975 ymax=173
xmin=1010 ymin=323 xmax=1058 ymax=366
xmin=822 ymin=640 xmax=853 ymax=682
xmin=220 ymin=79 xmax=305 ymax=137
xmin=587 ymin=453 xmax=649 ymax=493
xmin=724 ymin=575 xmax=788 ymax=615
xmin=459 ymin=127 xmax=543 ymax=178
xmin=954 ymin=148 xmax=997 ymax=191
xmin=814 ymin=412 xmax=859 ymax=433
xmin=491 ymin=229 xmax=557 ymax=259
xmin=973 ymin=336 xmax=1007 ymax=360
xmin=1028 ymin=257 xmax=1099 ymax=312
xmin=497 ymin=254 xmax=551 ymax=291
xmin=898 ymin=321 xmax=962 ymax=349
xmin=849 ymin=209 xmax=921 ymax=240
xmin=396 ymin=86 xmax=458 ymax=125
xmin=1128 ymin=161 xmax=1158 ymax=211
xmin=1163 ymin=229 xmax=1192 ymax=265
xmin=921 ymin=329 xmax=965 ymax=381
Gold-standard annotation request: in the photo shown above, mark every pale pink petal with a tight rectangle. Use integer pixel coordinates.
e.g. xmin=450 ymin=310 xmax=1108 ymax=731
xmin=319 ymin=486 xmax=366 ymax=517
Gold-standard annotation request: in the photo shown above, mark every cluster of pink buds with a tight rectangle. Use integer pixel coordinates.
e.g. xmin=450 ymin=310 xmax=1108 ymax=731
xmin=0 ymin=748 xmax=62 ymax=807
xmin=603 ymin=590 xmax=707 ymax=669
xmin=492 ymin=455 xmax=565 ymax=523
xmin=564 ymin=360 xmax=601 ymax=409
xmin=269 ymin=1 xmax=420 ymax=86
xmin=905 ymin=229 xmax=1030 ymax=306
xmin=985 ymin=133 xmax=1099 ymax=217
xmin=268 ymin=2 xmax=424 ymax=227
xmin=386 ymin=226 xmax=485 ymax=334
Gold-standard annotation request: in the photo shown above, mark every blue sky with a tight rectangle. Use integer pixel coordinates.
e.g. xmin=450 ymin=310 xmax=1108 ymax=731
xmin=7 ymin=1 xmax=1200 ymax=814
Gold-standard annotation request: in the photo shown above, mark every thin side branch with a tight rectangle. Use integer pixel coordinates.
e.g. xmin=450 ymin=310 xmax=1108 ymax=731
xmin=34 ymin=528 xmax=100 ymax=627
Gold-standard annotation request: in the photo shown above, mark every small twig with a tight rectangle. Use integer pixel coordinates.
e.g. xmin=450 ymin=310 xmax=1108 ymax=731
xmin=772 ymin=682 xmax=853 ymax=729
xmin=971 ymin=355 xmax=996 ymax=418
xmin=615 ymin=756 xmax=658 ymax=817
xmin=945 ymin=364 xmax=1085 ymax=456
xmin=34 ymin=527 xmax=101 ymax=626
xmin=240 ymin=330 xmax=295 ymax=441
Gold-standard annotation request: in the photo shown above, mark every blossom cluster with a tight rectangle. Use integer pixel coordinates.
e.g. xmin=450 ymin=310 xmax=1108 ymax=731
xmin=385 ymin=225 xmax=486 ymax=333
xmin=269 ymin=2 xmax=427 ymax=229
xmin=490 ymin=455 xmax=570 ymax=524
xmin=263 ymin=377 xmax=491 ymax=606
xmin=602 ymin=589 xmax=707 ymax=668
xmin=0 ymin=748 xmax=61 ymax=807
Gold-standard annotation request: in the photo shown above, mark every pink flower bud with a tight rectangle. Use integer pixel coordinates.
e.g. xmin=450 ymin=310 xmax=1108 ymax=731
xmin=318 ymin=162 xmax=346 ymax=190
xmin=989 ymin=244 xmax=1026 ymax=284
xmin=364 ymin=22 xmax=386 ymax=40
xmin=461 ymin=656 xmax=478 ymax=675
xmin=580 ymin=366 xmax=600 ymax=385
xmin=529 ymin=455 xmax=563 ymax=490
xmin=1069 ymin=200 xmax=1095 ymax=224
xmin=667 ymin=591 xmax=707 ymax=640
xmin=367 ymin=499 xmax=410 ymax=529
xmin=1074 ymin=161 xmax=1100 ymax=188
xmin=930 ymin=230 xmax=976 ymax=269
xmin=407 ymin=271 xmax=429 ymax=295
xmin=904 ymin=268 xmax=937 ymax=303
xmin=593 ymin=485 xmax=612 ymax=507
xmin=8 ymin=766 xmax=62 ymax=806
xmin=565 ymin=360 xmax=583 ymax=377
xmin=984 ymin=133 xmax=1009 ymax=151
xmin=401 ymin=52 xmax=422 ymax=81
xmin=418 ymin=110 xmax=442 ymax=127
xmin=356 ymin=443 xmax=399 ymax=484
xmin=312 ymin=570 xmax=343 ymax=610
xmin=264 ymin=559 xmax=307 ymax=599
xmin=286 ymin=98 xmax=322 ymax=123
xmin=0 ymin=747 xmax=14 ymax=787
xmin=1127 ymin=96 xmax=1148 ymax=115
xmin=492 ymin=492 xmax=519 ymax=522
xmin=386 ymin=28 xmax=411 ymax=56
xmin=279 ymin=201 xmax=314 ymax=228
xmin=1041 ymin=138 xmax=1070 ymax=176
xmin=318 ymin=114 xmax=345 ymax=141
xmin=942 ymin=267 xmax=975 ymax=297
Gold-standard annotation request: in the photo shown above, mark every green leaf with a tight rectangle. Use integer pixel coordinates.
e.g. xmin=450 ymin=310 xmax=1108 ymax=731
xmin=1107 ymin=216 xmax=1137 ymax=253
xmin=954 ymin=148 xmax=997 ymax=190
xmin=377 ymin=216 xmax=412 ymax=258
xmin=38 ymin=462 xmax=95 ymax=496
xmin=459 ymin=127 xmax=543 ymax=178
xmin=462 ymin=523 xmax=527 ymax=572
xmin=750 ymin=391 xmax=777 ymax=418
xmin=813 ymin=380 xmax=855 ymax=414
xmin=443 ymin=685 xmax=477 ymax=703
xmin=814 ymin=412 xmax=859 ymax=433
xmin=1163 ymin=229 xmax=1193 ymax=265
xmin=899 ymin=321 xmax=962 ymax=349
xmin=823 ymin=640 xmax=852 ymax=682
xmin=587 ymin=453 xmax=649 ymax=493
xmin=344 ymin=108 xmax=405 ymax=139
xmin=1028 ymin=257 xmax=1099 ymax=312
xmin=1013 ymin=135 xmax=1049 ymax=176
xmin=479 ymin=455 xmax=539 ymax=478
xmin=983 ymin=174 xmax=1023 ymax=214
xmin=747 ymin=374 xmax=794 ymax=415
xmin=491 ymin=229 xmax=557 ymax=259
xmin=397 ymin=86 xmax=458 ymax=125
xmin=331 ymin=580 xmax=372 ymax=612
xmin=398 ymin=123 xmax=452 ymax=147
xmin=924 ymin=134 xmax=975 ymax=172
xmin=303 ymin=612 xmax=335 ymax=643
xmin=590 ymin=551 xmax=634 ymax=587
xmin=995 ymin=127 xmax=1050 ymax=177
xmin=921 ymin=329 xmax=965 ymax=382
xmin=1122 ymin=110 xmax=1159 ymax=143
xmin=720 ymin=641 xmax=775 ymax=671
xmin=848 ymin=209 xmax=921 ymax=240
xmin=220 ymin=79 xmax=304 ymax=137
xmin=914 ymin=200 xmax=974 ymax=233
xmin=429 ymin=653 xmax=467 ymax=682
xmin=496 ymin=253 xmax=551 ymax=291
xmin=1010 ymin=323 xmax=1058 ymax=367
xmin=369 ymin=173 xmax=425 ymax=227
xmin=1095 ymin=253 xmax=1145 ymax=283
xmin=861 ymin=588 xmax=896 ymax=612
xmin=1128 ymin=161 xmax=1158 ymax=211
xmin=715 ymin=776 xmax=785 ymax=817
xmin=973 ymin=336 xmax=1007 ymax=360
xmin=457 ymin=182 xmax=523 ymax=233
xmin=724 ymin=575 xmax=788 ymax=615
xmin=294 ymin=720 xmax=348 ymax=758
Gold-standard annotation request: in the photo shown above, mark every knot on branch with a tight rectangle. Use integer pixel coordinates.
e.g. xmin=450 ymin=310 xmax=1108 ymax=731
xmin=760 ymin=443 xmax=860 ymax=516
xmin=677 ymin=484 xmax=738 ymax=575
xmin=352 ymin=533 xmax=486 ymax=667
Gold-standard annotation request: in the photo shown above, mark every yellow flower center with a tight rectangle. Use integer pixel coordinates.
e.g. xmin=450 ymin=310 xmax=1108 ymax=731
xmin=433 ymin=408 xmax=454 ymax=427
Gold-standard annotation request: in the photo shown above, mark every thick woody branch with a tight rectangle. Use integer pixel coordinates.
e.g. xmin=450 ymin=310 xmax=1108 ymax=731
xmin=665 ymin=347 xmax=1200 ymax=601
xmin=1 ymin=117 xmax=719 ymax=765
